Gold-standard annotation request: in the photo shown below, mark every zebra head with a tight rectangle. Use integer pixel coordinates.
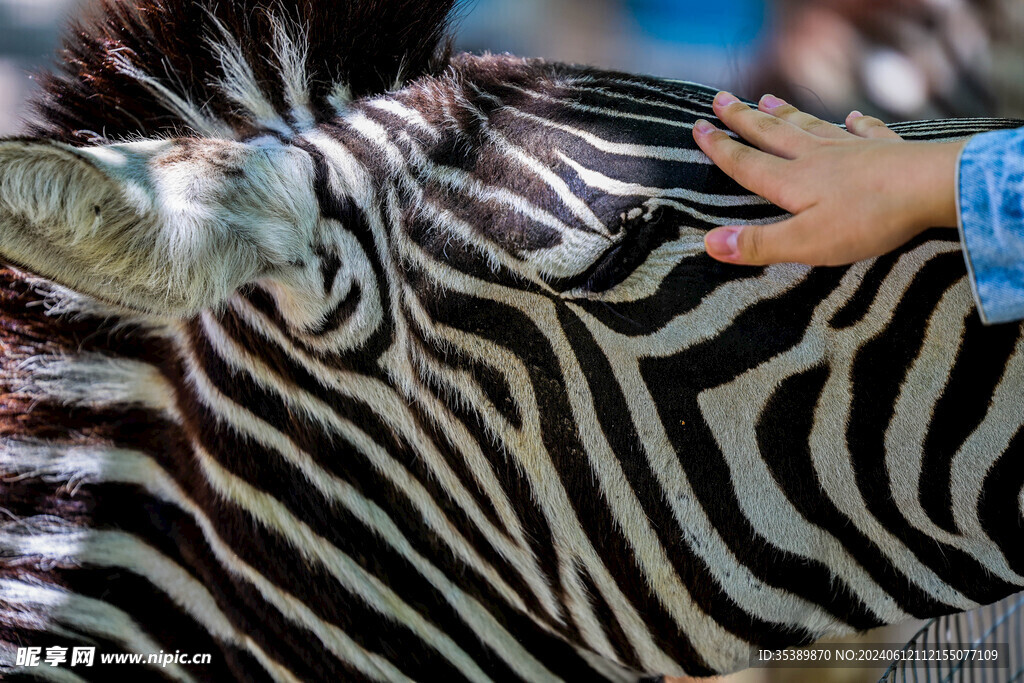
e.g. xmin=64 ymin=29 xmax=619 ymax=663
xmin=0 ymin=58 xmax=740 ymax=331
xmin=1 ymin=0 xmax=1023 ymax=680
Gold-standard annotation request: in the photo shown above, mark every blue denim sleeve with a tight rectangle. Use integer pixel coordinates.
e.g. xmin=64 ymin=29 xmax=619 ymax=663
xmin=957 ymin=127 xmax=1024 ymax=325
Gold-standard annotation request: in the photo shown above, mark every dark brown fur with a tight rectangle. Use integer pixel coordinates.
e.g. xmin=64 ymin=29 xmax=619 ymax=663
xmin=28 ymin=0 xmax=461 ymax=144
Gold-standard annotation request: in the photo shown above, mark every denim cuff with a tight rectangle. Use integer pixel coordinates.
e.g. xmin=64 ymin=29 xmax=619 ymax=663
xmin=957 ymin=128 xmax=1024 ymax=325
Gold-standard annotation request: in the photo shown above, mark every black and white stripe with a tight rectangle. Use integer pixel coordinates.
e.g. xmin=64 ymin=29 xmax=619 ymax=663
xmin=0 ymin=1 xmax=1022 ymax=681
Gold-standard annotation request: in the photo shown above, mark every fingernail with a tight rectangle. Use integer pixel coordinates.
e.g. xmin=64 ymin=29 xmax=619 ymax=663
xmin=693 ymin=119 xmax=716 ymax=135
xmin=760 ymin=94 xmax=787 ymax=109
xmin=714 ymin=91 xmax=739 ymax=107
xmin=705 ymin=226 xmax=741 ymax=260
xmin=848 ymin=110 xmax=864 ymax=119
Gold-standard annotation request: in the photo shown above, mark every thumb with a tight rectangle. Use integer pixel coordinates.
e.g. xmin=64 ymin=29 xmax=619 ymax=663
xmin=705 ymin=214 xmax=826 ymax=266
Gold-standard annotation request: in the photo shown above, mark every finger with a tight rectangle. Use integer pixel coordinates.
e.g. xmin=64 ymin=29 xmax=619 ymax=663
xmin=692 ymin=118 xmax=788 ymax=205
xmin=758 ymin=94 xmax=852 ymax=140
xmin=710 ymin=91 xmax=814 ymax=159
xmin=704 ymin=213 xmax=864 ymax=267
xmin=846 ymin=111 xmax=901 ymax=139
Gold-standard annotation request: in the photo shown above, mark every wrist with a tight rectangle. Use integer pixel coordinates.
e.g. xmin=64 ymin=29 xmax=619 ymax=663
xmin=914 ymin=140 xmax=967 ymax=229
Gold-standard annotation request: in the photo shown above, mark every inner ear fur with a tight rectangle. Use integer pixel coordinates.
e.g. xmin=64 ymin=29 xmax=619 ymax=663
xmin=0 ymin=137 xmax=318 ymax=317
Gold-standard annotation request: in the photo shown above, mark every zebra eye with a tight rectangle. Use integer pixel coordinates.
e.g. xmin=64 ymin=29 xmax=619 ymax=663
xmin=562 ymin=205 xmax=670 ymax=293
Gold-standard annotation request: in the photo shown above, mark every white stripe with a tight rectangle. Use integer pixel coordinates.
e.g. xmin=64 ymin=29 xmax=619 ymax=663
xmin=641 ymin=197 xmax=785 ymax=227
xmin=805 ymin=242 xmax=976 ymax=610
xmin=950 ymin=334 xmax=1024 ymax=541
xmin=501 ymin=83 xmax=698 ymax=131
xmin=226 ymin=294 xmax=565 ymax=623
xmin=484 ymin=128 xmax=609 ymax=234
xmin=694 ymin=258 xmax=919 ymax=624
xmin=558 ymin=153 xmax=769 ymax=207
xmin=565 ymin=227 xmax=707 ymax=303
xmin=269 ymin=14 xmax=315 ymax=130
xmin=403 ymin=312 xmax=661 ymax=668
xmin=593 ymin=76 xmax=717 ymax=107
xmin=397 ymin=290 xmax=618 ymax=658
xmin=182 ymin=326 xmax=562 ymax=682
xmin=344 ymin=111 xmax=537 ymax=280
xmin=489 ymin=101 xmax=711 ymax=164
xmin=1 ymin=643 xmax=87 ymax=682
xmin=404 ymin=241 xmax=921 ymax=670
xmin=579 ymin=306 xmax=893 ymax=639
xmin=884 ymin=278 xmax=1024 ymax=580
xmin=529 ymin=297 xmax=758 ymax=671
xmin=400 ymin=140 xmax=613 ymax=277
xmin=574 ymin=646 xmax=640 ymax=683
xmin=640 ymin=264 xmax=809 ymax=356
xmin=891 ymin=120 xmax=1011 ymax=138
xmin=10 ymin=354 xmax=176 ymax=414
xmin=0 ymin=580 xmax=196 ymax=682
xmin=392 ymin=250 xmax=694 ymax=673
xmin=107 ymin=51 xmax=231 ymax=138
xmin=571 ymin=84 xmax=711 ymax=117
xmin=0 ymin=440 xmax=418 ymax=682
xmin=366 ymin=99 xmax=440 ymax=137
xmin=194 ymin=441 xmax=556 ymax=683
xmin=402 ymin=140 xmax=605 ymax=239
xmin=286 ymin=135 xmax=568 ymax=625
xmin=206 ymin=14 xmax=291 ymax=135
xmin=0 ymin=523 xmax=300 ymax=681
xmin=196 ymin=311 xmax=533 ymax=617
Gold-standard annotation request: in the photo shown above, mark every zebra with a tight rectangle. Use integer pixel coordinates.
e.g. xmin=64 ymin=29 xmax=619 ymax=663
xmin=0 ymin=0 xmax=1022 ymax=680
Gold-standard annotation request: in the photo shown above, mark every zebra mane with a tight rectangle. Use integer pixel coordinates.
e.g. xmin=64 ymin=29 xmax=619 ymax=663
xmin=26 ymin=0 xmax=461 ymax=143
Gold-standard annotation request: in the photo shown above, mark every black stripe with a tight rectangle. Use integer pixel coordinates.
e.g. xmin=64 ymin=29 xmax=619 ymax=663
xmin=410 ymin=162 xmax=564 ymax=253
xmin=38 ymin=406 xmax=363 ymax=682
xmin=45 ymin=565 xmax=273 ymax=683
xmin=408 ymin=336 xmax=573 ymax=628
xmin=828 ymin=251 xmax=904 ymax=329
xmin=572 ymin=256 xmax=768 ymax=335
xmin=210 ymin=308 xmax=532 ymax=600
xmin=559 ymin=302 xmax=816 ymax=648
xmin=485 ymin=82 xmax=695 ymax=150
xmin=574 ymin=562 xmax=643 ymax=671
xmin=316 ymin=246 xmax=343 ymax=295
xmin=584 ymin=73 xmax=719 ymax=110
xmin=920 ymin=312 xmax=1022 ymax=532
xmin=757 ymin=366 xmax=950 ymax=616
xmin=405 ymin=298 xmax=523 ymax=431
xmin=179 ymin=430 xmax=479 ymax=680
xmin=187 ymin=323 xmax=555 ymax=681
xmin=977 ymin=426 xmax=1024 ymax=574
xmin=309 ymin=281 xmax=362 ymax=336
xmin=829 ymin=231 xmax=958 ymax=330
xmin=241 ymin=284 xmax=393 ymax=374
xmin=400 ymin=196 xmax=550 ymax=289
xmin=549 ymin=207 xmax=679 ymax=293
xmin=413 ymin=374 xmax=623 ymax=681
xmin=847 ymin=253 xmax=1019 ymax=604
xmin=642 ymin=264 xmax=883 ymax=629
xmin=568 ymin=82 xmax=712 ymax=119
xmin=426 ymin=287 xmax=715 ymax=675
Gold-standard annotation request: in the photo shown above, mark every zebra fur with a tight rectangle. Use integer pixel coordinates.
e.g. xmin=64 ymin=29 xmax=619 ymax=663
xmin=1 ymin=0 xmax=1023 ymax=680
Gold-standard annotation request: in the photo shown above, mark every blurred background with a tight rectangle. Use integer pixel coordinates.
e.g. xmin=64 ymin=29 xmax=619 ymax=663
xmin=3 ymin=0 xmax=1024 ymax=134
xmin=3 ymin=0 xmax=1024 ymax=133
xmin=1 ymin=0 xmax=1023 ymax=681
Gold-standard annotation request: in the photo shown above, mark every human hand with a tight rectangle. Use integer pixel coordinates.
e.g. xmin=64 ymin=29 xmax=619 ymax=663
xmin=693 ymin=92 xmax=967 ymax=266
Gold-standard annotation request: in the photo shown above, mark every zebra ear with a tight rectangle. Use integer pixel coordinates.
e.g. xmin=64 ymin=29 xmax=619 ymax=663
xmin=0 ymin=136 xmax=318 ymax=316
